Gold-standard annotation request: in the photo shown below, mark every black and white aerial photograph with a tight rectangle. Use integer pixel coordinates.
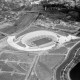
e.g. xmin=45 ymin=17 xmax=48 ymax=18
xmin=0 ymin=0 xmax=80 ymax=80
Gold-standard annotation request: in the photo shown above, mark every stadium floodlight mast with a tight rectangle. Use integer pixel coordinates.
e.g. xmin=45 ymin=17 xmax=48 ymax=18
xmin=7 ymin=30 xmax=79 ymax=52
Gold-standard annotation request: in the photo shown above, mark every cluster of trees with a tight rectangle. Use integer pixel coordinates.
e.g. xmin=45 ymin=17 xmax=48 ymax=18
xmin=40 ymin=0 xmax=80 ymax=22
xmin=0 ymin=0 xmax=80 ymax=23
xmin=0 ymin=0 xmax=31 ymax=23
